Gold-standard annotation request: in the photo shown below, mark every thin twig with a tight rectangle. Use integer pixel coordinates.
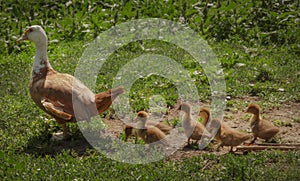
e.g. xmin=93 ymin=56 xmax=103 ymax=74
xmin=236 ymin=145 xmax=300 ymax=151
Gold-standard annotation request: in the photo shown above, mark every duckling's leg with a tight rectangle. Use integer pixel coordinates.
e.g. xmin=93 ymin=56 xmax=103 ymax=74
xmin=187 ymin=138 xmax=191 ymax=145
xmin=124 ymin=135 xmax=129 ymax=142
xmin=228 ymin=146 xmax=234 ymax=153
xmin=265 ymin=137 xmax=278 ymax=143
xmin=248 ymin=137 xmax=257 ymax=145
xmin=216 ymin=143 xmax=222 ymax=151
xmin=134 ymin=136 xmax=138 ymax=144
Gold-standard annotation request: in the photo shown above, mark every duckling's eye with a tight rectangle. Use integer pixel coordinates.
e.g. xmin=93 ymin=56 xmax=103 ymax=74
xmin=28 ymin=28 xmax=33 ymax=32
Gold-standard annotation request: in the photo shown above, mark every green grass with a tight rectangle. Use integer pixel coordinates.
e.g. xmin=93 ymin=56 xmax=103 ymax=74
xmin=1 ymin=150 xmax=300 ymax=180
xmin=1 ymin=0 xmax=300 ymax=180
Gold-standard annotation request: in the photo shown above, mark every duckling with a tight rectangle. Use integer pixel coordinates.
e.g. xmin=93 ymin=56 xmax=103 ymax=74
xmin=135 ymin=111 xmax=167 ymax=144
xmin=178 ymin=103 xmax=211 ymax=145
xmin=124 ymin=119 xmax=172 ymax=141
xmin=124 ymin=125 xmax=138 ymax=141
xmin=200 ymin=107 xmax=252 ymax=153
xmin=246 ymin=103 xmax=280 ymax=144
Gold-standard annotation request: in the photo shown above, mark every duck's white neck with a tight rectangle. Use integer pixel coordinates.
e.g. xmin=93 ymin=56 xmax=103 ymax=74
xmin=32 ymin=41 xmax=52 ymax=76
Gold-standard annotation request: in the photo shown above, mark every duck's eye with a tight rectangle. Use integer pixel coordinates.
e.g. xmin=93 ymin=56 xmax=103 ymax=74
xmin=28 ymin=28 xmax=33 ymax=32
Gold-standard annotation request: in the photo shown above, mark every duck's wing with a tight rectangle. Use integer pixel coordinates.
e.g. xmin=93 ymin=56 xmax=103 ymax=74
xmin=41 ymin=99 xmax=72 ymax=120
xmin=31 ymin=72 xmax=97 ymax=121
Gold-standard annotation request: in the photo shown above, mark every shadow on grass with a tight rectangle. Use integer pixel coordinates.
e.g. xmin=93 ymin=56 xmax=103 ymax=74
xmin=24 ymin=132 xmax=93 ymax=157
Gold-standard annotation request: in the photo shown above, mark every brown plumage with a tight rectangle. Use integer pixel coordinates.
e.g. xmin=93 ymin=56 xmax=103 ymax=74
xmin=178 ymin=103 xmax=211 ymax=145
xmin=135 ymin=111 xmax=167 ymax=144
xmin=124 ymin=125 xmax=137 ymax=141
xmin=124 ymin=119 xmax=172 ymax=141
xmin=199 ymin=107 xmax=210 ymax=127
xmin=200 ymin=107 xmax=252 ymax=152
xmin=17 ymin=25 xmax=124 ymax=139
xmin=246 ymin=103 xmax=279 ymax=144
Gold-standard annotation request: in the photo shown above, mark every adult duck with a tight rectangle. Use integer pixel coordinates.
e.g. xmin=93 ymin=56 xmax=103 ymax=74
xmin=17 ymin=25 xmax=124 ymax=139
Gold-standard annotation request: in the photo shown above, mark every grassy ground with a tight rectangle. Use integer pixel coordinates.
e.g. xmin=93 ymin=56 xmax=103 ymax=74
xmin=1 ymin=0 xmax=300 ymax=180
xmin=1 ymin=149 xmax=300 ymax=180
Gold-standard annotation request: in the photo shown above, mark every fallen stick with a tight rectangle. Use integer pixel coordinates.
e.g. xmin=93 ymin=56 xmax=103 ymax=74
xmin=254 ymin=143 xmax=300 ymax=147
xmin=236 ymin=145 xmax=300 ymax=151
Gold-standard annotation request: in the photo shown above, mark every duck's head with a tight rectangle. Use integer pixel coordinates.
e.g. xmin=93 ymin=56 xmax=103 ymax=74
xmin=246 ymin=103 xmax=260 ymax=115
xmin=137 ymin=111 xmax=148 ymax=120
xmin=17 ymin=25 xmax=47 ymax=45
xmin=136 ymin=111 xmax=148 ymax=129
xmin=177 ymin=103 xmax=191 ymax=113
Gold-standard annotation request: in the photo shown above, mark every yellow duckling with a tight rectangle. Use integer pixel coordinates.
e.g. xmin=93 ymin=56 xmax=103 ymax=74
xmin=178 ymin=103 xmax=211 ymax=145
xmin=200 ymin=107 xmax=252 ymax=153
xmin=246 ymin=103 xmax=279 ymax=144
xmin=135 ymin=111 xmax=167 ymax=144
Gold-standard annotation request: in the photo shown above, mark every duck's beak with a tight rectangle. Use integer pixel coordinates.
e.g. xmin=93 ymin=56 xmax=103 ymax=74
xmin=17 ymin=34 xmax=28 ymax=43
xmin=17 ymin=29 xmax=30 ymax=43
